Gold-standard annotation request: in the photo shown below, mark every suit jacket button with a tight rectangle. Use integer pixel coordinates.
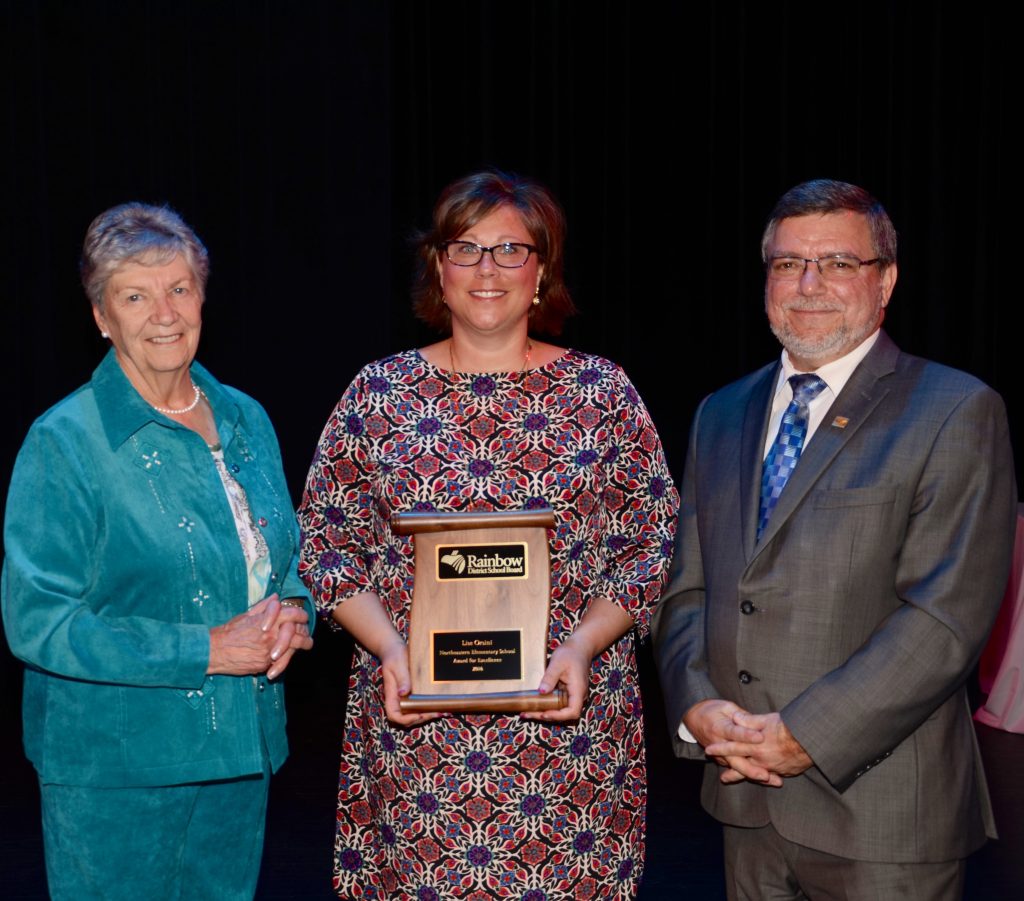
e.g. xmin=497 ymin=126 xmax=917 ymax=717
xmin=740 ymin=600 xmax=755 ymax=615
xmin=231 ymin=463 xmax=241 ymax=473
xmin=738 ymin=670 xmax=752 ymax=684
xmin=258 ymin=517 xmax=268 ymax=527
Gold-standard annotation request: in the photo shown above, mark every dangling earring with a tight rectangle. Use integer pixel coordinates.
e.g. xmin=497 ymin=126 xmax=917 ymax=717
xmin=531 ymin=291 xmax=540 ymax=307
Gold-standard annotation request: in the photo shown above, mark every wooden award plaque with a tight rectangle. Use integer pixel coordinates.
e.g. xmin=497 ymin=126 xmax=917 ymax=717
xmin=393 ymin=508 xmax=567 ymax=713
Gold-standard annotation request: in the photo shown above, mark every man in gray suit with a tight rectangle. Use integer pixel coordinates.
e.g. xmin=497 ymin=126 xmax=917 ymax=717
xmin=653 ymin=179 xmax=1016 ymax=899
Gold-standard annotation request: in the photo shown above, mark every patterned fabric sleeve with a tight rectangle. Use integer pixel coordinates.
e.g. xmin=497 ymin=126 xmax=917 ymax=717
xmin=298 ymin=370 xmax=380 ymax=622
xmin=594 ymin=366 xmax=679 ymax=639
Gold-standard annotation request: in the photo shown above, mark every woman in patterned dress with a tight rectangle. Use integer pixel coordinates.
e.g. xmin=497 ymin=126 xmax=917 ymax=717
xmin=299 ymin=171 xmax=678 ymax=899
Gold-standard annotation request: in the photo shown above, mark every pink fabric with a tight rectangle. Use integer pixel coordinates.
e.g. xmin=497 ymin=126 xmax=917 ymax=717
xmin=975 ymin=507 xmax=1024 ymax=733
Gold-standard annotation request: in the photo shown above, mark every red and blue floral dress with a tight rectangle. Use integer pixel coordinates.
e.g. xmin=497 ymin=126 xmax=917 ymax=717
xmin=299 ymin=349 xmax=678 ymax=899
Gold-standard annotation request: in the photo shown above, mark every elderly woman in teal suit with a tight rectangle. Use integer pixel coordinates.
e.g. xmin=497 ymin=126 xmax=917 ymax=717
xmin=1 ymin=203 xmax=313 ymax=900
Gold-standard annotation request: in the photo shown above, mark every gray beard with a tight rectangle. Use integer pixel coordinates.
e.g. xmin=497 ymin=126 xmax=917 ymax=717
xmin=769 ymin=317 xmax=879 ymax=367
xmin=768 ymin=298 xmax=883 ymax=367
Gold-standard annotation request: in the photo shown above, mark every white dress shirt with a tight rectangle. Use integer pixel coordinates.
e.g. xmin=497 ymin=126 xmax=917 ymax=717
xmin=762 ymin=330 xmax=880 ymax=460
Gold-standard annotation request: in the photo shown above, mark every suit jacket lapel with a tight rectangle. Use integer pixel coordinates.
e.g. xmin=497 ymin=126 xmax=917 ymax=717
xmin=740 ymin=364 xmax=780 ymax=561
xmin=750 ymin=332 xmax=900 ymax=557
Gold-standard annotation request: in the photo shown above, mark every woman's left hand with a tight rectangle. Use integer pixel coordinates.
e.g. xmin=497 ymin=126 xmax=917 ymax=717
xmin=522 ymin=634 xmax=592 ymax=722
xmin=522 ymin=596 xmax=636 ymax=723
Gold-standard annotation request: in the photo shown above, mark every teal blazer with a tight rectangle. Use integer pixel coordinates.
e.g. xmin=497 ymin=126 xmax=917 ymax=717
xmin=2 ymin=350 xmax=313 ymax=787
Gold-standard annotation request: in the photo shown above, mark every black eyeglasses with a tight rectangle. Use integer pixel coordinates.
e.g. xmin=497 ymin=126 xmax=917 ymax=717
xmin=442 ymin=241 xmax=538 ymax=268
xmin=766 ymin=254 xmax=882 ymax=281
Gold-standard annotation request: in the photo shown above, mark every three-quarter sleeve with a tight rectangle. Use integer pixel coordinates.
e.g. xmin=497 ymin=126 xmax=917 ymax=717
xmin=594 ymin=368 xmax=679 ymax=638
xmin=298 ymin=374 xmax=380 ymax=621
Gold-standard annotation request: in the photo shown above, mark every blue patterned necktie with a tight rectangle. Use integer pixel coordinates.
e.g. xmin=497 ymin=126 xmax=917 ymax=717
xmin=757 ymin=373 xmax=827 ymax=540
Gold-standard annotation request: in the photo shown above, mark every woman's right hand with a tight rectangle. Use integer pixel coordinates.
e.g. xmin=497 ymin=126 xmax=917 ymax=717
xmin=377 ymin=635 xmax=440 ymax=728
xmin=329 ymin=590 xmax=440 ymax=727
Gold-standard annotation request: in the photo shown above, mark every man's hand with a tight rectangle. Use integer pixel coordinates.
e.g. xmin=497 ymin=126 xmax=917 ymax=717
xmin=704 ymin=711 xmax=812 ymax=782
xmin=684 ymin=699 xmax=781 ymax=786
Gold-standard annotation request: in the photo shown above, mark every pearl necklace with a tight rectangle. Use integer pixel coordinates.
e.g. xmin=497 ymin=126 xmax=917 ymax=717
xmin=448 ymin=339 xmax=533 ymax=375
xmin=152 ymin=383 xmax=202 ymax=415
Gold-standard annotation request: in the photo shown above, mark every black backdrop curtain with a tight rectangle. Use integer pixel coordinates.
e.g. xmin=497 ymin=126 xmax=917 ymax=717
xmin=3 ymin=2 xmax=1017 ymax=503
xmin=1 ymin=0 xmax=1019 ymax=889
xmin=390 ymin=2 xmax=1017 ymax=486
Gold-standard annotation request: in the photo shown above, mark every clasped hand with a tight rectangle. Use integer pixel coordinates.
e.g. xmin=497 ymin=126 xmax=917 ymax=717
xmin=207 ymin=594 xmax=313 ymax=678
xmin=684 ymin=700 xmax=812 ymax=787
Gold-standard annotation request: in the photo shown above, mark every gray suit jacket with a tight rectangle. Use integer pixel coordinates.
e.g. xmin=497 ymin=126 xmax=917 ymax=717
xmin=653 ymin=331 xmax=1017 ymax=862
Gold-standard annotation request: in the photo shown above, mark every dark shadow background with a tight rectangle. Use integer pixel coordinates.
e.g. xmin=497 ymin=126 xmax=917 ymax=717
xmin=2 ymin=2 xmax=1021 ymax=898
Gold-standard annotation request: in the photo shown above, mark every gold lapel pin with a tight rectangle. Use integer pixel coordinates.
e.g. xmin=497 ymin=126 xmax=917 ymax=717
xmin=831 ymin=416 xmax=850 ymax=429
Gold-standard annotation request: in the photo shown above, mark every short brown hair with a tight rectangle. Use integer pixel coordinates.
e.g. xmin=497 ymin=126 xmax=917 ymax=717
xmin=761 ymin=179 xmax=897 ymax=266
xmin=412 ymin=170 xmax=576 ymax=335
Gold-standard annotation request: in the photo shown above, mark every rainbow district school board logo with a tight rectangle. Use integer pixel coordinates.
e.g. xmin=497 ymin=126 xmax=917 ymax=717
xmin=437 ymin=543 xmax=528 ymax=580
